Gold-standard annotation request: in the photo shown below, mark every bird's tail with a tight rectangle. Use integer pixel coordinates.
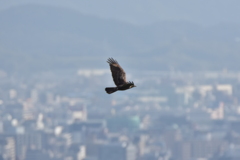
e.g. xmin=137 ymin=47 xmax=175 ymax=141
xmin=105 ymin=87 xmax=118 ymax=94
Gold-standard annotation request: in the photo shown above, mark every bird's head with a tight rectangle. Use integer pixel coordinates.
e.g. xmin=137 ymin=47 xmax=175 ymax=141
xmin=128 ymin=81 xmax=136 ymax=88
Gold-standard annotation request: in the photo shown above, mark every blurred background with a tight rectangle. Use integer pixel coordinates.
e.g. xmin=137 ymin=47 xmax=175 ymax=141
xmin=1 ymin=1 xmax=240 ymax=160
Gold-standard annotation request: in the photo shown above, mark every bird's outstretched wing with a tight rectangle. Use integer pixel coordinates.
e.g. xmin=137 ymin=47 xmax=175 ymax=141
xmin=107 ymin=58 xmax=127 ymax=87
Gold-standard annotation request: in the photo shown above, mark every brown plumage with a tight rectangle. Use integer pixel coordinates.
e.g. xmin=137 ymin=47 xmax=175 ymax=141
xmin=105 ymin=58 xmax=136 ymax=94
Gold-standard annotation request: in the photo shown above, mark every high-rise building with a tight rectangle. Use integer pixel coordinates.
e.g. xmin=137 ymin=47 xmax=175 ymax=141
xmin=22 ymin=100 xmax=36 ymax=120
xmin=4 ymin=137 xmax=16 ymax=160
xmin=98 ymin=142 xmax=137 ymax=160
xmin=77 ymin=145 xmax=86 ymax=160
xmin=172 ymin=141 xmax=191 ymax=160
xmin=15 ymin=132 xmax=43 ymax=159
xmin=211 ymin=102 xmax=224 ymax=120
xmin=25 ymin=149 xmax=49 ymax=160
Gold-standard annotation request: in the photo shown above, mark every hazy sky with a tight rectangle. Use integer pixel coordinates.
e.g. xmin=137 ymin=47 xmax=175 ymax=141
xmin=1 ymin=0 xmax=240 ymax=26
xmin=1 ymin=0 xmax=240 ymax=72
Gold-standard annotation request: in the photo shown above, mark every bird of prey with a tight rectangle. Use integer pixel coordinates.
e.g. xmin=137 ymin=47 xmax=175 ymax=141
xmin=105 ymin=58 xmax=136 ymax=94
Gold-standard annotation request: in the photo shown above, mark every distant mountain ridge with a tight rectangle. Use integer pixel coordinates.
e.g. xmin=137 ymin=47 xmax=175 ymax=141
xmin=1 ymin=4 xmax=240 ymax=73
xmin=1 ymin=0 xmax=240 ymax=26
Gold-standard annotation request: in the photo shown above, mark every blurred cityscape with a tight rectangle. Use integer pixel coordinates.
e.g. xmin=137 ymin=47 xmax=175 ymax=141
xmin=1 ymin=1 xmax=240 ymax=160
xmin=0 ymin=69 xmax=240 ymax=160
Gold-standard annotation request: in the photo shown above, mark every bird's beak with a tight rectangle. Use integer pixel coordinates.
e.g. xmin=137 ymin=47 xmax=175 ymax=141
xmin=133 ymin=85 xmax=136 ymax=87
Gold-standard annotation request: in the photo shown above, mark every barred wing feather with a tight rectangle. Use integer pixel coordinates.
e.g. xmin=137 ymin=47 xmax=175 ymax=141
xmin=107 ymin=58 xmax=127 ymax=87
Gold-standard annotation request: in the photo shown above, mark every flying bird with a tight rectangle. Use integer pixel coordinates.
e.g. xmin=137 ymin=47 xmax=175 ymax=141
xmin=105 ymin=58 xmax=136 ymax=94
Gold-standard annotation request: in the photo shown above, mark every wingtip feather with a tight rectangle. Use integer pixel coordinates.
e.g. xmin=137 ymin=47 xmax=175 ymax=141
xmin=107 ymin=57 xmax=118 ymax=64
